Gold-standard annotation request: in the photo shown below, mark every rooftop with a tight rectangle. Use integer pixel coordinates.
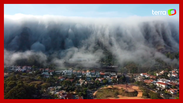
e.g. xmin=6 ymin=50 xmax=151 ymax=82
xmin=156 ymin=82 xmax=167 ymax=85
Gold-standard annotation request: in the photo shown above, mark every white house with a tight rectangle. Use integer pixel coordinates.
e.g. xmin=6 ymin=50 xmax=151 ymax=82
xmin=110 ymin=72 xmax=116 ymax=76
xmin=86 ymin=72 xmax=91 ymax=77
xmin=135 ymin=76 xmax=144 ymax=82
xmin=172 ymin=73 xmax=178 ymax=78
xmin=157 ymin=78 xmax=170 ymax=84
xmin=156 ymin=82 xmax=168 ymax=89
xmin=167 ymin=73 xmax=171 ymax=77
xmin=63 ymin=70 xmax=72 ymax=75
xmin=156 ymin=73 xmax=160 ymax=76
xmin=140 ymin=73 xmax=150 ymax=78
xmin=42 ymin=72 xmax=49 ymax=75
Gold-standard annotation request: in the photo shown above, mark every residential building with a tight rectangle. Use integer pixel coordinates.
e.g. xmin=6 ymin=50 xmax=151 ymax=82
xmin=144 ymin=79 xmax=154 ymax=84
xmin=168 ymin=82 xmax=178 ymax=87
xmin=156 ymin=82 xmax=168 ymax=89
xmin=140 ymin=73 xmax=147 ymax=76
xmin=63 ymin=70 xmax=73 ymax=76
xmin=172 ymin=73 xmax=178 ymax=78
xmin=167 ymin=89 xmax=178 ymax=95
xmin=110 ymin=72 xmax=116 ymax=76
xmin=96 ymin=71 xmax=100 ymax=77
xmin=140 ymin=73 xmax=150 ymax=78
xmin=157 ymin=78 xmax=170 ymax=84
xmin=82 ymin=71 xmax=86 ymax=75
xmin=135 ymin=76 xmax=144 ymax=81
xmin=58 ymin=76 xmax=65 ymax=81
xmin=45 ymin=68 xmax=50 ymax=72
xmin=150 ymin=75 xmax=157 ymax=79
xmin=86 ymin=72 xmax=91 ymax=77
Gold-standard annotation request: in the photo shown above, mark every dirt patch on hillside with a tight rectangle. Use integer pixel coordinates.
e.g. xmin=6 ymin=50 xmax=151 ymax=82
xmin=93 ymin=84 xmax=143 ymax=99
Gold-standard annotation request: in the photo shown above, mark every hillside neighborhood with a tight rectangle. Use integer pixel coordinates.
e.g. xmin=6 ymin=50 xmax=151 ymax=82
xmin=4 ymin=65 xmax=179 ymax=99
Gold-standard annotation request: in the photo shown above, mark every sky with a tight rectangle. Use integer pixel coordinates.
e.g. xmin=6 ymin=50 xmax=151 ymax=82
xmin=4 ymin=4 xmax=179 ymax=18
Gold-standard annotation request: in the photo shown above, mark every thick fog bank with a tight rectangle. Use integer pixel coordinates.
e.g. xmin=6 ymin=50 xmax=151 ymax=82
xmin=4 ymin=15 xmax=179 ymax=68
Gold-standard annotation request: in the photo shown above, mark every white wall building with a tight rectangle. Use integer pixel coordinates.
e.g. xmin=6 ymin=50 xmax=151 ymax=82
xmin=156 ymin=82 xmax=168 ymax=89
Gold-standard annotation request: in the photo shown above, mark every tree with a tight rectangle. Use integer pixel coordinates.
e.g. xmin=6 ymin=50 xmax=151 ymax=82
xmin=37 ymin=76 xmax=42 ymax=80
xmin=119 ymin=67 xmax=124 ymax=74
xmin=6 ymin=75 xmax=17 ymax=81
xmin=22 ymin=73 xmax=27 ymax=76
xmin=82 ymin=88 xmax=87 ymax=96
xmin=149 ymin=84 xmax=156 ymax=89
xmin=114 ymin=91 xmax=119 ymax=97
xmin=172 ymin=85 xmax=176 ymax=89
xmin=32 ymin=65 xmax=36 ymax=71
xmin=118 ymin=76 xmax=124 ymax=84
xmin=103 ymin=79 xmax=108 ymax=84
xmin=112 ymin=78 xmax=117 ymax=83
xmin=41 ymin=83 xmax=50 ymax=89
xmin=175 ymin=97 xmax=179 ymax=99
xmin=17 ymin=80 xmax=24 ymax=86
xmin=95 ymin=80 xmax=100 ymax=86
xmin=54 ymin=94 xmax=58 ymax=99
xmin=125 ymin=62 xmax=138 ymax=73
xmin=5 ymin=86 xmax=27 ymax=99
xmin=49 ymin=64 xmax=55 ymax=70
xmin=34 ymin=84 xmax=40 ymax=89
xmin=16 ymin=74 xmax=20 ymax=79
xmin=175 ymin=92 xmax=179 ymax=99
xmin=4 ymin=86 xmax=12 ymax=94
xmin=78 ymin=92 xmax=82 ymax=97
xmin=4 ymin=68 xmax=8 ymax=72
xmin=35 ymin=70 xmax=41 ymax=75
xmin=149 ymin=92 xmax=160 ymax=99
xmin=4 ymin=84 xmax=37 ymax=99
xmin=6 ymin=81 xmax=17 ymax=88
xmin=142 ymin=88 xmax=149 ymax=97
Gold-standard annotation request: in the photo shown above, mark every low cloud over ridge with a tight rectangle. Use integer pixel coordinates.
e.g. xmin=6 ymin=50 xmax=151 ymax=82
xmin=4 ymin=14 xmax=179 ymax=68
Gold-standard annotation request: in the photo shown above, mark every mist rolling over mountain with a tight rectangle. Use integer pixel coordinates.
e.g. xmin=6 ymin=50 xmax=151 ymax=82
xmin=4 ymin=15 xmax=179 ymax=69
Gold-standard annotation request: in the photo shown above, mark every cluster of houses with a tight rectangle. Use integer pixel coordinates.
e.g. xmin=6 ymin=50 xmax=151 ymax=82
xmin=167 ymin=69 xmax=179 ymax=78
xmin=47 ymin=86 xmax=83 ymax=99
xmin=4 ymin=66 xmax=56 ymax=78
xmin=5 ymin=65 xmax=179 ymax=98
xmin=5 ymin=66 xmax=118 ymax=82
xmin=53 ymin=69 xmax=119 ymax=99
xmin=156 ymin=69 xmax=179 ymax=78
xmin=58 ymin=69 xmax=118 ymax=85
xmin=40 ymin=68 xmax=55 ymax=78
xmin=5 ymin=66 xmax=32 ymax=72
xmin=135 ymin=69 xmax=179 ymax=95
xmin=61 ymin=69 xmax=101 ymax=78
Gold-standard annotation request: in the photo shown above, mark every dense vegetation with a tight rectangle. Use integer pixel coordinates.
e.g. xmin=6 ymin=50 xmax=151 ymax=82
xmin=121 ymin=88 xmax=138 ymax=97
xmin=4 ymin=73 xmax=43 ymax=99
xmin=95 ymin=88 xmax=120 ymax=99
xmin=141 ymin=88 xmax=162 ymax=99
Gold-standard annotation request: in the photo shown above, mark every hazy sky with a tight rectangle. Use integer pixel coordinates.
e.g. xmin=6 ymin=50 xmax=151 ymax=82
xmin=4 ymin=4 xmax=179 ymax=17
